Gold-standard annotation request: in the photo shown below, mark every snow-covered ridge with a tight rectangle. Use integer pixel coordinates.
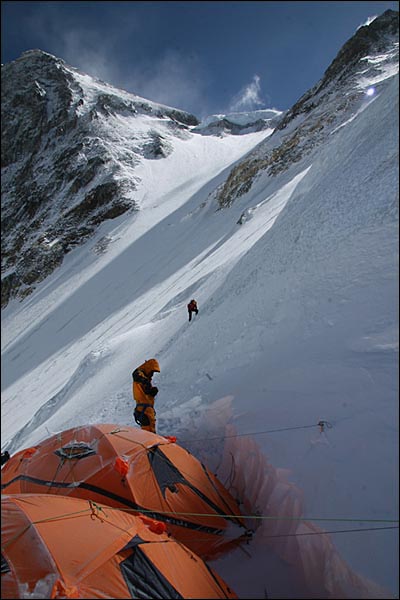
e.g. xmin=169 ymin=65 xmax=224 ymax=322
xmin=15 ymin=49 xmax=199 ymax=125
xmin=195 ymin=108 xmax=282 ymax=129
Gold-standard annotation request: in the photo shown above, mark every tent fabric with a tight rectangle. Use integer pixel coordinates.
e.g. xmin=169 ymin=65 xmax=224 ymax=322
xmin=1 ymin=493 xmax=238 ymax=599
xmin=1 ymin=424 xmax=250 ymax=559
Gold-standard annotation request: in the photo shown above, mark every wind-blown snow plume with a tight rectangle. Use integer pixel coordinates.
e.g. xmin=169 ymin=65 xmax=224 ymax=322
xmin=229 ymin=74 xmax=265 ymax=112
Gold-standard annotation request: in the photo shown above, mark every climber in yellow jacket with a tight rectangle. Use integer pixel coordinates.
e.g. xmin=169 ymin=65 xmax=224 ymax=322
xmin=132 ymin=358 xmax=160 ymax=433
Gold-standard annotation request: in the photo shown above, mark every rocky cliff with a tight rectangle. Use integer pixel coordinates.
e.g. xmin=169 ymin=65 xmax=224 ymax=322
xmin=1 ymin=50 xmax=198 ymax=306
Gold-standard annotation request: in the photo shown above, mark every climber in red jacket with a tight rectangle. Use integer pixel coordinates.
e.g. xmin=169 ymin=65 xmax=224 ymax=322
xmin=187 ymin=299 xmax=199 ymax=322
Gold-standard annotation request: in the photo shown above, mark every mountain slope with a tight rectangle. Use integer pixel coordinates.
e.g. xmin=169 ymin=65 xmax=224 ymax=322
xmin=1 ymin=49 xmax=199 ymax=306
xmin=211 ymin=9 xmax=399 ymax=209
xmin=1 ymin=9 xmax=399 ymax=599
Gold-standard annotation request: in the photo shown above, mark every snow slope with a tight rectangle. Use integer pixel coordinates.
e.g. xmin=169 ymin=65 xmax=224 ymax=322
xmin=1 ymin=69 xmax=398 ymax=600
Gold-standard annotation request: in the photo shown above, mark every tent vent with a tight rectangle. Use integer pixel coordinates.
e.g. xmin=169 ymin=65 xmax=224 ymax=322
xmin=55 ymin=441 xmax=96 ymax=460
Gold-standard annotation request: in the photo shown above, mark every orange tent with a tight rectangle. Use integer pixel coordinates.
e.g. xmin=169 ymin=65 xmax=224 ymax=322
xmin=1 ymin=493 xmax=237 ymax=599
xmin=1 ymin=424 xmax=250 ymax=559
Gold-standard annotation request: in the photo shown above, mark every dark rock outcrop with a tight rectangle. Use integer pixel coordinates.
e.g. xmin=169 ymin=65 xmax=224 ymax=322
xmin=1 ymin=50 xmax=199 ymax=306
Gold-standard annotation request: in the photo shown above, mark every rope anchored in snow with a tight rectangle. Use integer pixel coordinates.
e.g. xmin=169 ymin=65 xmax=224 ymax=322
xmin=183 ymin=420 xmax=333 ymax=444
xmin=317 ymin=420 xmax=333 ymax=433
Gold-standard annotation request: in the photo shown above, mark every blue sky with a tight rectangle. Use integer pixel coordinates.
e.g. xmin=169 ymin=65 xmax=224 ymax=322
xmin=1 ymin=1 xmax=398 ymax=118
